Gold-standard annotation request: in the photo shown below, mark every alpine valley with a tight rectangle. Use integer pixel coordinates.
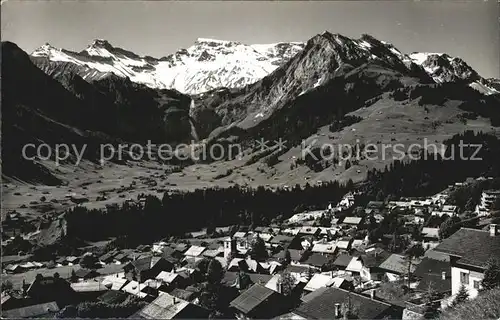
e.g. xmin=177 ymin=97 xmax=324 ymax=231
xmin=2 ymin=32 xmax=500 ymax=238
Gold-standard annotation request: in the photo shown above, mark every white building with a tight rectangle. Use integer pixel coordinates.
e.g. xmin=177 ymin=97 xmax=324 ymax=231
xmin=434 ymin=225 xmax=500 ymax=299
xmin=476 ymin=190 xmax=500 ymax=215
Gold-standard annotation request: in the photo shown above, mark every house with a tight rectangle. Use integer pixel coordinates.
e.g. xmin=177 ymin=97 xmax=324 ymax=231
xmin=175 ymin=267 xmax=199 ymax=284
xmin=421 ymin=227 xmax=440 ymax=242
xmin=378 ymin=254 xmax=419 ymax=280
xmin=432 ymin=205 xmax=458 ymax=218
xmin=1 ymin=291 xmax=23 ymax=311
xmin=55 ymin=257 xmax=68 ymax=266
xmin=113 ymin=252 xmax=132 ymax=264
xmin=170 ymin=243 xmax=189 ymax=259
xmin=272 ymin=249 xmax=304 ymax=264
xmin=433 ymin=225 xmax=500 ymax=298
xmin=328 ymin=276 xmax=355 ymax=291
xmin=227 ymin=257 xmax=266 ymax=274
xmin=292 ymin=287 xmax=403 ymax=319
xmin=161 ymin=248 xmax=180 ymax=264
xmin=156 ymin=271 xmax=185 ymax=289
xmin=335 ymin=193 xmax=355 ymax=210
xmin=183 ymin=246 xmax=206 ymax=260
xmin=336 ymin=238 xmax=353 ymax=251
xmin=477 ymin=190 xmax=500 ymax=214
xmin=256 ymin=233 xmax=273 ymax=243
xmin=413 ymin=257 xmax=451 ymax=294
xmin=222 ymin=272 xmax=273 ymax=289
xmin=123 ymin=256 xmax=174 ymax=283
xmin=141 ymin=279 xmax=163 ymax=298
xmin=99 ymin=251 xmax=119 ymax=264
xmin=202 ymin=248 xmax=223 ymax=259
xmin=102 ymin=275 xmax=129 ymax=291
xmin=367 ymin=201 xmax=385 ymax=211
xmin=152 ymin=242 xmax=170 ymax=254
xmin=298 ymin=227 xmax=321 ymax=237
xmin=66 ymin=256 xmax=80 ymax=265
xmin=259 ymin=261 xmax=283 ymax=275
xmin=98 ymin=290 xmax=129 ymax=304
xmin=26 ymin=275 xmax=76 ymax=306
xmin=4 ymin=264 xmax=22 ymax=274
xmin=341 ymin=217 xmax=364 ymax=228
xmin=230 ymin=283 xmax=286 ymax=319
xmin=265 ymin=272 xmax=303 ymax=296
xmin=303 ymin=273 xmax=334 ymax=292
xmin=254 ymin=226 xmax=272 ymax=234
xmin=318 ymin=227 xmax=337 ymax=240
xmin=302 ymin=253 xmax=331 ymax=271
xmin=347 ymin=249 xmax=391 ymax=281
xmin=233 ymin=231 xmax=248 ymax=240
xmin=1 ymin=301 xmax=60 ymax=318
xmin=169 ymin=288 xmax=199 ymax=302
xmin=71 ymin=280 xmax=108 ymax=299
xmin=311 ymin=241 xmax=337 ymax=256
xmin=74 ymin=268 xmax=100 ymax=281
xmin=332 ymin=254 xmax=354 ymax=270
xmin=300 ymin=238 xmax=314 ymax=250
xmin=133 ymin=291 xmax=210 ymax=319
xmin=269 ymin=235 xmax=296 ymax=249
xmin=121 ymin=281 xmax=149 ymax=299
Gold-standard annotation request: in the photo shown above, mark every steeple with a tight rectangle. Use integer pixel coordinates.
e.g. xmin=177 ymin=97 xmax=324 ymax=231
xmin=224 ymin=236 xmax=236 ymax=261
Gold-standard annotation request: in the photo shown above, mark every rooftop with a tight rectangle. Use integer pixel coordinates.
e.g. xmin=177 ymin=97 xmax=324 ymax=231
xmin=2 ymin=301 xmax=60 ymax=318
xmin=342 ymin=217 xmax=363 ymax=225
xmin=433 ymin=227 xmax=500 ymax=269
xmin=183 ymin=245 xmax=206 ymax=257
xmin=134 ymin=292 xmax=208 ymax=319
xmin=71 ymin=280 xmax=107 ymax=292
xmin=294 ymin=287 xmax=398 ymax=319
xmin=333 ymin=254 xmax=354 ymax=268
xmin=413 ymin=257 xmax=451 ymax=293
xmin=230 ymin=283 xmax=278 ymax=314
xmin=378 ymin=254 xmax=418 ymax=275
xmin=304 ymin=273 xmax=333 ymax=292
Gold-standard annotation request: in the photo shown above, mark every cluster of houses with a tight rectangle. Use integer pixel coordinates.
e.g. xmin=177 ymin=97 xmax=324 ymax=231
xmin=2 ymin=179 xmax=500 ymax=319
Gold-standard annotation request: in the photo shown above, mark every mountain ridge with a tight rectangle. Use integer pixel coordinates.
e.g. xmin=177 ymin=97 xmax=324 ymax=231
xmin=31 ymin=38 xmax=305 ymax=94
xmin=29 ymin=33 xmax=500 ymax=97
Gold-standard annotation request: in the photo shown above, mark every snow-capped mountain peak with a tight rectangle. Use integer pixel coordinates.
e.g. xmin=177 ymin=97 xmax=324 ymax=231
xmin=29 ymin=34 xmax=497 ymax=96
xmin=30 ymin=38 xmax=306 ymax=94
xmin=32 ymin=43 xmax=62 ymax=57
xmin=408 ymin=52 xmax=480 ymax=83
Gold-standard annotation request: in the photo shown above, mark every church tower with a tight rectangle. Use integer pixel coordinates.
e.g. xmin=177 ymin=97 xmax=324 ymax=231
xmin=224 ymin=236 xmax=236 ymax=261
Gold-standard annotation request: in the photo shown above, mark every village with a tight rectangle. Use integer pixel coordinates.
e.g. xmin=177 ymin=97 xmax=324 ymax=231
xmin=2 ymin=177 xmax=500 ymax=319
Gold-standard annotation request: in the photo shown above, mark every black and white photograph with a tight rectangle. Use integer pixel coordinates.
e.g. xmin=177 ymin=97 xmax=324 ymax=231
xmin=1 ymin=0 xmax=500 ymax=319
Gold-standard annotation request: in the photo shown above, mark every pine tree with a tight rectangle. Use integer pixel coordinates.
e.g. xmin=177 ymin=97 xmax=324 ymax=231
xmin=250 ymin=235 xmax=267 ymax=261
xmin=404 ymin=244 xmax=425 ymax=288
xmin=207 ymin=259 xmax=224 ymax=286
xmin=284 ymin=250 xmax=291 ymax=266
xmin=481 ymin=258 xmax=500 ymax=291
xmin=452 ymin=284 xmax=468 ymax=307
xmin=423 ymin=285 xmax=440 ymax=319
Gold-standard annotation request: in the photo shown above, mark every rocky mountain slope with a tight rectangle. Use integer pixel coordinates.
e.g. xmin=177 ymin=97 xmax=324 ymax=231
xmin=1 ymin=41 xmax=193 ymax=184
xmin=30 ymin=39 xmax=305 ymax=94
xmin=190 ymin=33 xmax=499 ymax=142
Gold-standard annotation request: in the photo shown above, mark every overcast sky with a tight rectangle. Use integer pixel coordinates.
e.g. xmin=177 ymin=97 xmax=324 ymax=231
xmin=2 ymin=0 xmax=499 ymax=78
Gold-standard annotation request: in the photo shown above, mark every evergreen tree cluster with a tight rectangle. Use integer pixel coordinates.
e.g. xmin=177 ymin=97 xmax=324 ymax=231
xmin=63 ymin=180 xmax=351 ymax=244
xmin=361 ymin=131 xmax=500 ymax=200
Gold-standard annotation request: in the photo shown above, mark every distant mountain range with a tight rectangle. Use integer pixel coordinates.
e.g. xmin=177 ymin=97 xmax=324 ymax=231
xmin=29 ymin=35 xmax=499 ymax=96
xmin=31 ymin=38 xmax=305 ymax=94
xmin=2 ymin=32 xmax=500 ymax=186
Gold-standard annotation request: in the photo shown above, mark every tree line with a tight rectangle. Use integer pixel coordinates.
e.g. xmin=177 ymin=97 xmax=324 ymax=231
xmin=63 ymin=180 xmax=353 ymax=245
